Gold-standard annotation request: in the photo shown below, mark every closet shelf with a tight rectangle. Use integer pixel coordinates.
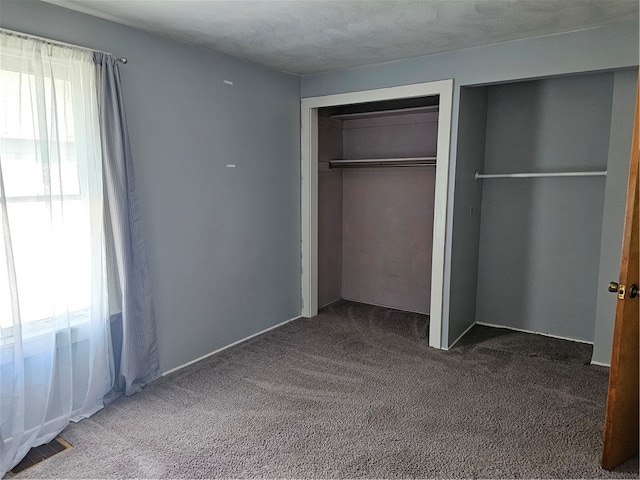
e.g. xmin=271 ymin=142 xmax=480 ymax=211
xmin=474 ymin=170 xmax=607 ymax=180
xmin=328 ymin=157 xmax=436 ymax=169
xmin=329 ymin=105 xmax=439 ymax=119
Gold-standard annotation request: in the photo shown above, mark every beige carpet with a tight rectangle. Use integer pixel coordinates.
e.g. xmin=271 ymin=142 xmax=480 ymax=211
xmin=15 ymin=300 xmax=639 ymax=478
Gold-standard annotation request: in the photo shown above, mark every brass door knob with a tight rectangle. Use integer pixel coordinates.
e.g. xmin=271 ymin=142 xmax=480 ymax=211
xmin=608 ymin=282 xmax=639 ymax=299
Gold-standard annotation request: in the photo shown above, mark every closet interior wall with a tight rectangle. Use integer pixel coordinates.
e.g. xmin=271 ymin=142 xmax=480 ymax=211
xmin=318 ymin=116 xmax=344 ymax=308
xmin=318 ymin=109 xmax=438 ymax=313
xmin=475 ymin=72 xmax=614 ymax=343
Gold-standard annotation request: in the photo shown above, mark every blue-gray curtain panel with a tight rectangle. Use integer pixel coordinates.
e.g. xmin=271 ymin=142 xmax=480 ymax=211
xmin=94 ymin=53 xmax=161 ymax=400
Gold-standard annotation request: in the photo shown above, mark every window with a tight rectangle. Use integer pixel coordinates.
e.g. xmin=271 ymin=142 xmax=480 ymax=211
xmin=1 ymin=32 xmax=158 ymax=478
xmin=0 ymin=43 xmax=103 ymax=342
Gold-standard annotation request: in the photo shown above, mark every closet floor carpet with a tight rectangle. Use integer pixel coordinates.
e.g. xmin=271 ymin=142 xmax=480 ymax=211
xmin=16 ymin=300 xmax=638 ymax=479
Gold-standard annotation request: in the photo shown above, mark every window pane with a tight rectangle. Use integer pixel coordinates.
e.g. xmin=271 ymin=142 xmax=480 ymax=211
xmin=0 ymin=70 xmax=81 ymax=198
xmin=0 ymin=147 xmax=80 ymax=198
xmin=0 ymin=63 xmax=92 ymax=331
xmin=2 ymin=200 xmax=91 ymax=326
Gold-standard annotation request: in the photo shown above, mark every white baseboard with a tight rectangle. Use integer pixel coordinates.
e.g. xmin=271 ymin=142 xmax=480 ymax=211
xmin=475 ymin=321 xmax=594 ymax=345
xmin=162 ymin=314 xmax=302 ymax=376
xmin=590 ymin=360 xmax=611 ymax=368
xmin=445 ymin=321 xmax=476 ymax=350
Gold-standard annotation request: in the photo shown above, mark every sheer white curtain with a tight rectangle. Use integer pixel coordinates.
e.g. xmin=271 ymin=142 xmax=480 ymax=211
xmin=0 ymin=33 xmax=111 ymax=473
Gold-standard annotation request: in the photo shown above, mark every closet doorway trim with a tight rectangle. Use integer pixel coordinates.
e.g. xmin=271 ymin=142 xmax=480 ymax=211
xmin=301 ymin=79 xmax=454 ymax=349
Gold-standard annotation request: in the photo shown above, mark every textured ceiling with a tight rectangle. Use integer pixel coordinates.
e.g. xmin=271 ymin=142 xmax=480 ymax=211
xmin=42 ymin=0 xmax=639 ymax=75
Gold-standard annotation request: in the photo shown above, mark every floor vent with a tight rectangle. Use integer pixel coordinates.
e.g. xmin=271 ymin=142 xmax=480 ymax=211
xmin=7 ymin=437 xmax=72 ymax=477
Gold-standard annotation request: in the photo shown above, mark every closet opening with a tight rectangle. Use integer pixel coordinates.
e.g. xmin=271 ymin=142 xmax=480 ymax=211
xmin=301 ymin=80 xmax=454 ymax=349
xmin=454 ymin=71 xmax=617 ymax=353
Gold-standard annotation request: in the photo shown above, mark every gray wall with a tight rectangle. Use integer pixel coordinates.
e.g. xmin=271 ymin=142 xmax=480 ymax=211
xmin=318 ymin=116 xmax=343 ymax=308
xmin=0 ymin=0 xmax=302 ymax=373
xmin=301 ymin=21 xmax=638 ymax=356
xmin=592 ymin=68 xmax=638 ymax=364
xmin=448 ymin=87 xmax=488 ymax=345
xmin=476 ymin=74 xmax=612 ymax=342
xmin=341 ymin=168 xmax=435 ymax=313
xmin=342 ymin=112 xmax=438 ymax=159
xmin=340 ymin=112 xmax=437 ymax=313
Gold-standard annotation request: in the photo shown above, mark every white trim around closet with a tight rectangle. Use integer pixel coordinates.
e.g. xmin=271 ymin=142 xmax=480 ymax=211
xmin=300 ymin=79 xmax=454 ymax=350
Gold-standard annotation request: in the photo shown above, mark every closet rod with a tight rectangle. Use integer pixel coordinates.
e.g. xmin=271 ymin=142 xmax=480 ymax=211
xmin=331 ymin=163 xmax=436 ymax=169
xmin=474 ymin=171 xmax=607 ymax=180
xmin=329 ymin=157 xmax=436 ymax=169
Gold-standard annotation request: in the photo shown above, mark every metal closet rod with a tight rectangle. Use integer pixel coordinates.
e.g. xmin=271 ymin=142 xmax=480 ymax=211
xmin=329 ymin=157 xmax=436 ymax=169
xmin=475 ymin=170 xmax=607 ymax=180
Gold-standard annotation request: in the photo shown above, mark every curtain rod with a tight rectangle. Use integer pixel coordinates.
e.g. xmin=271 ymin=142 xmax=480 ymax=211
xmin=0 ymin=27 xmax=128 ymax=64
